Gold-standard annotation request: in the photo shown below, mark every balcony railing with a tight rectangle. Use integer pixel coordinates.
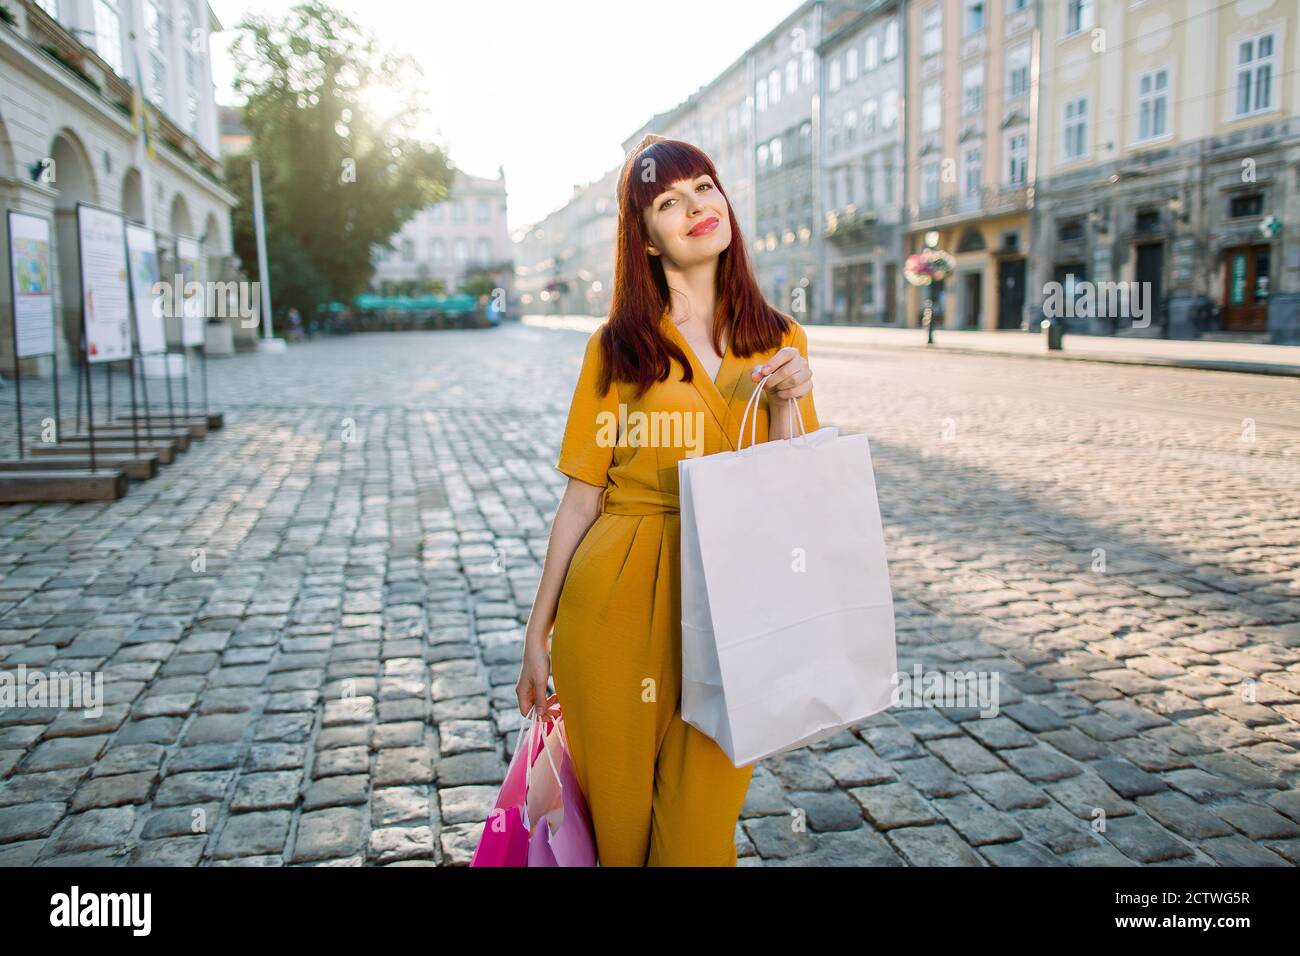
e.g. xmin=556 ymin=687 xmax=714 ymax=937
xmin=913 ymin=184 xmax=1029 ymax=223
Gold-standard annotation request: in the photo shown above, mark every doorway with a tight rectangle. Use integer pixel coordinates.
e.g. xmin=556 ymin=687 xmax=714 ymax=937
xmin=1134 ymin=242 xmax=1165 ymax=329
xmin=1223 ymin=244 xmax=1270 ymax=332
xmin=961 ymin=271 xmax=982 ymax=329
xmin=997 ymin=257 xmax=1025 ymax=329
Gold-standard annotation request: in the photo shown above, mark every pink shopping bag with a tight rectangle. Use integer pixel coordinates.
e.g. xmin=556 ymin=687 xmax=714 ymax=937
xmin=469 ymin=709 xmax=546 ymax=867
xmin=471 ymin=697 xmax=595 ymax=866
xmin=524 ymin=706 xmax=596 ymax=867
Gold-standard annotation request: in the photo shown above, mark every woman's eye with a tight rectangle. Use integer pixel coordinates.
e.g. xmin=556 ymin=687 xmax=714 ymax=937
xmin=698 ymin=182 xmax=712 ymax=191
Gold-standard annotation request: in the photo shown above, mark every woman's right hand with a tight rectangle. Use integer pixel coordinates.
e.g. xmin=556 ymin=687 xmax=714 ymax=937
xmin=516 ymin=638 xmax=556 ymax=719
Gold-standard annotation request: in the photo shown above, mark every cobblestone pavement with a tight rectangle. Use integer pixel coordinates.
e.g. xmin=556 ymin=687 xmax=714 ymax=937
xmin=1 ymin=323 xmax=1298 ymax=866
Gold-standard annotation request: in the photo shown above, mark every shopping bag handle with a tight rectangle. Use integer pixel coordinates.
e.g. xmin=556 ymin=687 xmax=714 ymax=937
xmin=523 ymin=704 xmax=566 ymax=798
xmin=737 ymin=372 xmax=808 ymax=452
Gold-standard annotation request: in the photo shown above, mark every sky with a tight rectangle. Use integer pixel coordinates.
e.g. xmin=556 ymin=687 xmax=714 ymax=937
xmin=208 ymin=0 xmax=801 ymax=234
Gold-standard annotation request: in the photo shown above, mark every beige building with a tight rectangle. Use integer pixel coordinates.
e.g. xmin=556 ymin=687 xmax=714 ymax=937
xmin=1029 ymin=0 xmax=1300 ymax=342
xmin=904 ymin=0 xmax=1041 ymax=331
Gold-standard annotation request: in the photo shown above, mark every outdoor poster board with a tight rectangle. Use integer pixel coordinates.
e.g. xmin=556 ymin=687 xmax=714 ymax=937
xmin=75 ymin=203 xmax=132 ymax=364
xmin=7 ymin=210 xmax=57 ymax=358
xmin=176 ymin=235 xmax=204 ymax=346
xmin=125 ymin=222 xmax=166 ymax=355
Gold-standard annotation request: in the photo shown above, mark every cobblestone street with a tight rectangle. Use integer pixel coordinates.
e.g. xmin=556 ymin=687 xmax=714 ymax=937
xmin=1 ymin=322 xmax=1299 ymax=866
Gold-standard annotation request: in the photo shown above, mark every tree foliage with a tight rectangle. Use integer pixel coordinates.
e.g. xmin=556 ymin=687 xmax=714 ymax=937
xmin=223 ymin=1 xmax=453 ymax=320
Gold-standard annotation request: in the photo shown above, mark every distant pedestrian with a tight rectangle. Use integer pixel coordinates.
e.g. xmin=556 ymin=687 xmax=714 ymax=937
xmin=287 ymin=306 xmax=304 ymax=341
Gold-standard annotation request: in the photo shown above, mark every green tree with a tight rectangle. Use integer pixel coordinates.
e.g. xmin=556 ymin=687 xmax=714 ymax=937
xmin=224 ymin=1 xmax=453 ymax=320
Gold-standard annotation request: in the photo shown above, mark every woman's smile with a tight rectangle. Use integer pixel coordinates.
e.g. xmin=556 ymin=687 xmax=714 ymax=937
xmin=687 ymin=216 xmax=720 ymax=238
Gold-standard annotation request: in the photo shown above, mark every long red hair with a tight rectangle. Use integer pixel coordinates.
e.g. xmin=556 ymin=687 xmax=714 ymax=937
xmin=596 ymin=134 xmax=791 ymax=398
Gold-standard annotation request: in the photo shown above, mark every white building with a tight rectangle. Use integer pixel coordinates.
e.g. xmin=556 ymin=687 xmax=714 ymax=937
xmin=1 ymin=0 xmax=240 ymax=372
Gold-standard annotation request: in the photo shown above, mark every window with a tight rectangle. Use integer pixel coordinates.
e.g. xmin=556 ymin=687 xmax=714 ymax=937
xmin=1063 ymin=97 xmax=1088 ymax=161
xmin=863 ymin=159 xmax=875 ymax=206
xmin=829 ymin=58 xmax=841 ymax=92
xmin=770 ymin=136 xmax=782 ymax=167
xmin=1229 ymin=193 xmax=1263 ymax=218
xmin=864 ymin=264 xmax=876 ymax=306
xmin=401 ymin=239 xmax=415 ymax=261
xmin=844 ymin=110 xmax=858 ymax=147
xmin=476 ymin=238 xmax=491 ymax=264
xmin=93 ymin=0 xmax=124 ymax=75
xmin=864 ymin=98 xmax=878 ymax=135
xmin=431 ymin=238 xmax=445 ymax=262
xmin=1135 ymin=208 xmax=1160 ymax=234
xmin=1137 ymin=69 xmax=1168 ymax=140
xmin=1066 ymin=0 xmax=1094 ymax=35
xmin=962 ymin=65 xmax=983 ymax=116
xmin=846 ymin=48 xmax=858 ymax=82
xmin=756 ymin=79 xmax=768 ymax=112
xmin=454 ymin=238 xmax=468 ymax=263
xmin=452 ymin=202 xmax=466 ymax=222
xmin=922 ymin=83 xmax=941 ymax=132
xmin=475 ymin=199 xmax=490 ymax=222
xmin=757 ymin=143 xmax=769 ymax=170
xmin=144 ymin=0 xmax=164 ymax=50
xmin=1007 ymin=43 xmax=1030 ymax=99
xmin=922 ymin=6 xmax=942 ymax=56
xmin=768 ymin=69 xmax=782 ymax=106
xmin=786 ymin=58 xmax=798 ymax=93
xmin=965 ymin=0 xmax=985 ymax=35
xmin=882 ymin=89 xmax=899 ymax=129
xmin=884 ymin=160 xmax=896 ymax=203
xmin=1236 ymin=33 xmax=1276 ymax=116
xmin=1005 ymin=130 xmax=1027 ymax=184
xmin=921 ymin=159 xmax=940 ymax=206
xmin=963 ymin=146 xmax=982 ymax=197
xmin=801 ymin=49 xmax=814 ymax=84
xmin=1058 ymin=219 xmax=1085 ymax=242
xmin=884 ymin=20 xmax=899 ymax=60
xmin=865 ymin=34 xmax=879 ymax=71
xmin=148 ymin=55 xmax=165 ymax=105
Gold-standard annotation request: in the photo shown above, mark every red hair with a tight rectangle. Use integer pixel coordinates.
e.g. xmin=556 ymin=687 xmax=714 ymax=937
xmin=596 ymin=135 xmax=791 ymax=398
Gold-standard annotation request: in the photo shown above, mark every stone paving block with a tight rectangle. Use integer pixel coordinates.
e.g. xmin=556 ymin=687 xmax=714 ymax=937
xmin=0 ymin=801 xmax=66 ymax=844
xmin=291 ymin=806 xmax=367 ymax=863
xmin=212 ymin=810 xmax=291 ymax=860
xmin=886 ymin=824 xmax=987 ymax=866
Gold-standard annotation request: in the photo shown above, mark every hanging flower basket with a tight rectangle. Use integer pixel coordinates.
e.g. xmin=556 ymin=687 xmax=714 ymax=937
xmin=904 ymin=248 xmax=955 ymax=286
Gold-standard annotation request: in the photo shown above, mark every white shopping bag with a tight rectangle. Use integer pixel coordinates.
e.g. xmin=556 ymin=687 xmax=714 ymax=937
xmin=678 ymin=378 xmax=897 ymax=767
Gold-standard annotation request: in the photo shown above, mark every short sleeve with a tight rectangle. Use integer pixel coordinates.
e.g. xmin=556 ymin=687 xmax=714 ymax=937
xmin=788 ymin=321 xmax=820 ymax=433
xmin=555 ymin=329 xmax=619 ymax=487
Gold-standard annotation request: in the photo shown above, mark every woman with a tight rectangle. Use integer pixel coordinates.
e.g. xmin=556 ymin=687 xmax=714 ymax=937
xmin=515 ymin=135 xmax=819 ymax=866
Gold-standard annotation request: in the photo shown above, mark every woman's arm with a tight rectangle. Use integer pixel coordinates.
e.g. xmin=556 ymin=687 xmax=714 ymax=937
xmin=516 ymin=476 xmax=604 ymax=717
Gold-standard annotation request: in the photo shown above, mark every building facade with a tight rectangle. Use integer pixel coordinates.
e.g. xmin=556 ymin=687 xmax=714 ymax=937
xmin=1 ymin=0 xmax=239 ymax=372
xmin=513 ymin=166 xmax=619 ymax=318
xmin=515 ymin=0 xmax=1298 ymax=343
xmin=1029 ymin=0 xmax=1300 ymax=343
xmin=820 ymin=0 xmax=906 ymax=325
xmin=369 ymin=166 xmax=514 ymax=305
xmin=904 ymin=0 xmax=1040 ymax=331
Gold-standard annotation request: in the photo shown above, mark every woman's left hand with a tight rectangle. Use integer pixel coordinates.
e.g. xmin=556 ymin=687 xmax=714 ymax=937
xmin=751 ymin=347 xmax=812 ymax=401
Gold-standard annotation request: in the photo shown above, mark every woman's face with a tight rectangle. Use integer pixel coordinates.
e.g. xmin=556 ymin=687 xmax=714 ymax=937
xmin=642 ymin=173 xmax=732 ymax=270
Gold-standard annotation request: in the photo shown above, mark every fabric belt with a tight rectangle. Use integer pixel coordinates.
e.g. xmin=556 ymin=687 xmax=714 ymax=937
xmin=600 ymin=499 xmax=680 ymax=517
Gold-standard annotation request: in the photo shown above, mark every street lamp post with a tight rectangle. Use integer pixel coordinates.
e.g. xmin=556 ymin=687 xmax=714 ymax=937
xmin=905 ymin=232 xmax=954 ymax=347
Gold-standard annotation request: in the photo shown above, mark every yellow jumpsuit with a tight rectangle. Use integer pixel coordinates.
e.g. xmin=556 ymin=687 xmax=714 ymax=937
xmin=550 ymin=308 xmax=820 ymax=866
